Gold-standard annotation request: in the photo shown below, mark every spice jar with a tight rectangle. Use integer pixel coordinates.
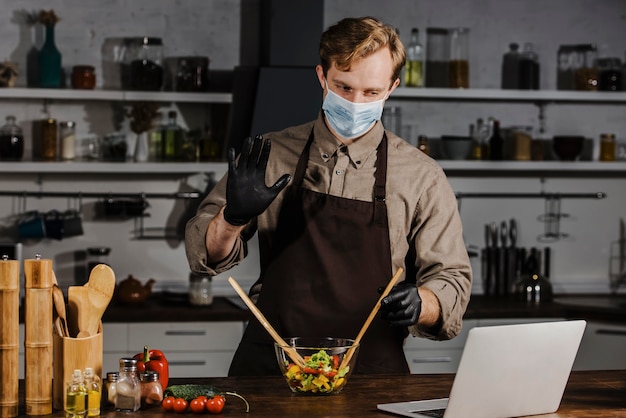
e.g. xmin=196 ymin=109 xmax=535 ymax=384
xmin=39 ymin=118 xmax=58 ymax=161
xmin=104 ymin=372 xmax=119 ymax=406
xmin=71 ymin=65 xmax=96 ymax=89
xmin=599 ymin=133 xmax=616 ymax=162
xmin=189 ymin=272 xmax=213 ymax=306
xmin=139 ymin=371 xmax=163 ymax=408
xmin=115 ymin=358 xmax=141 ymax=412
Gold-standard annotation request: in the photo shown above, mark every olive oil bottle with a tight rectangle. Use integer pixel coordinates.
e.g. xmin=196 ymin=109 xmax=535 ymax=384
xmin=65 ymin=369 xmax=87 ymax=417
xmin=84 ymin=367 xmax=101 ymax=417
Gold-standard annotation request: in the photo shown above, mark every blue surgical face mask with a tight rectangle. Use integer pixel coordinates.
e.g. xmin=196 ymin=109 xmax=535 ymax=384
xmin=322 ymin=82 xmax=387 ymax=140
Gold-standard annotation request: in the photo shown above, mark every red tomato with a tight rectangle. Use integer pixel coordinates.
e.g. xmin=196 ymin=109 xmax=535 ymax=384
xmin=195 ymin=395 xmax=208 ymax=403
xmin=205 ymin=395 xmax=226 ymax=414
xmin=162 ymin=396 xmax=176 ymax=412
xmin=189 ymin=398 xmax=206 ymax=414
xmin=173 ymin=397 xmax=188 ymax=414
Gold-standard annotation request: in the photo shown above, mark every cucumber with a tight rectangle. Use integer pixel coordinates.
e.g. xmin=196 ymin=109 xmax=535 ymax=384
xmin=164 ymin=384 xmax=221 ymax=401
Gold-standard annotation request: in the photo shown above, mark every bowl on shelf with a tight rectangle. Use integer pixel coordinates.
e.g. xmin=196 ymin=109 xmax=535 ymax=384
xmin=441 ymin=136 xmax=472 ymax=160
xmin=552 ymin=136 xmax=584 ymax=161
xmin=275 ymin=337 xmax=359 ymax=395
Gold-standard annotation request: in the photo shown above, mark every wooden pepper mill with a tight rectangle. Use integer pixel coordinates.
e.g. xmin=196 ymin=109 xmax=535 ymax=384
xmin=24 ymin=256 xmax=54 ymax=416
xmin=0 ymin=255 xmax=20 ymax=417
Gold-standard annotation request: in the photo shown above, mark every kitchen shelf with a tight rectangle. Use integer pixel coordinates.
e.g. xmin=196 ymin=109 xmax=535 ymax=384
xmin=0 ymin=161 xmax=228 ymax=175
xmin=1 ymin=160 xmax=625 ymax=176
xmin=391 ymin=87 xmax=626 ymax=103
xmin=0 ymin=87 xmax=232 ymax=104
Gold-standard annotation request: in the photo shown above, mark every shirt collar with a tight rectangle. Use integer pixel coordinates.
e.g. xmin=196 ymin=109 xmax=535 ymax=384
xmin=313 ymin=112 xmax=384 ymax=167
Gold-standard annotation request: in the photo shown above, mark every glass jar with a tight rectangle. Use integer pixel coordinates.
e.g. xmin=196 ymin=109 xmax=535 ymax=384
xmin=175 ymin=56 xmax=210 ymax=92
xmin=41 ymin=118 xmax=58 ymax=161
xmin=425 ymin=28 xmax=449 ymax=87
xmin=104 ymin=372 xmax=119 ymax=406
xmin=72 ymin=65 xmax=96 ymax=89
xmin=0 ymin=115 xmax=24 ymax=161
xmin=574 ymin=44 xmax=598 ymax=91
xmin=189 ymin=272 xmax=213 ymax=306
xmin=597 ymin=57 xmax=622 ymax=91
xmin=126 ymin=37 xmax=164 ymax=91
xmin=448 ymin=28 xmax=469 ymax=88
xmin=599 ymin=133 xmax=616 ymax=161
xmin=139 ymin=371 xmax=163 ymax=408
xmin=60 ymin=121 xmax=76 ymax=160
xmin=115 ymin=358 xmax=141 ymax=412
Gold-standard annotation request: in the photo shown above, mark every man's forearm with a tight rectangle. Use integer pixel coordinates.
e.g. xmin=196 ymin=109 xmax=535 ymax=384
xmin=205 ymin=206 xmax=246 ymax=264
xmin=417 ymin=287 xmax=442 ymax=328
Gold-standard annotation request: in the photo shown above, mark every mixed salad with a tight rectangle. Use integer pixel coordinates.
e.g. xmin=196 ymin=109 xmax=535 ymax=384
xmin=283 ymin=349 xmax=350 ymax=393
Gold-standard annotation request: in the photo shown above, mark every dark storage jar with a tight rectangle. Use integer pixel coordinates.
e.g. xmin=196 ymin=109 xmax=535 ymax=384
xmin=71 ymin=65 xmax=96 ymax=89
xmin=0 ymin=115 xmax=24 ymax=161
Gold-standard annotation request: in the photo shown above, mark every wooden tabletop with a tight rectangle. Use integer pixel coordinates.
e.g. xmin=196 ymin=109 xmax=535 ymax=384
xmin=16 ymin=370 xmax=626 ymax=417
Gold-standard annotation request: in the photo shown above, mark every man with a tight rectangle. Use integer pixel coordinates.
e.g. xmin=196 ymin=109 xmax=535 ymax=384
xmin=185 ymin=16 xmax=472 ymax=375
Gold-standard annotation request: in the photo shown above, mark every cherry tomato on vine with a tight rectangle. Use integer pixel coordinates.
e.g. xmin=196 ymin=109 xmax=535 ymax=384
xmin=173 ymin=397 xmax=188 ymax=413
xmin=162 ymin=396 xmax=175 ymax=412
xmin=189 ymin=398 xmax=206 ymax=414
xmin=205 ymin=395 xmax=226 ymax=414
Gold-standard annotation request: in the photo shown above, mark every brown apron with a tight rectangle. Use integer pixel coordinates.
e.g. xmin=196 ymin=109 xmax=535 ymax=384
xmin=228 ymin=130 xmax=409 ymax=376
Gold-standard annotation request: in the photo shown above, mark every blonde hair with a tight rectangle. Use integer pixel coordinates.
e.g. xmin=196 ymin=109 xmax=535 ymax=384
xmin=319 ymin=16 xmax=406 ymax=87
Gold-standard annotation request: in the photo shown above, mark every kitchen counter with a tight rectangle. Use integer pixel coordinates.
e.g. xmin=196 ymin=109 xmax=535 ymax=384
xmin=13 ymin=370 xmax=626 ymax=417
xmin=98 ymin=293 xmax=626 ymax=324
xmin=18 ymin=293 xmax=626 ymax=323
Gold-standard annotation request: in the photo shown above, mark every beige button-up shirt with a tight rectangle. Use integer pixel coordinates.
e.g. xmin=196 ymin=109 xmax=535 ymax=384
xmin=185 ymin=113 xmax=472 ymax=340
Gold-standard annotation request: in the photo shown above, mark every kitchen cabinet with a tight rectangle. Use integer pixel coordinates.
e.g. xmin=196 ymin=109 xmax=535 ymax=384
xmin=403 ymin=317 xmax=562 ymax=374
xmin=101 ymin=321 xmax=245 ymax=378
xmin=572 ymin=321 xmax=626 ymax=371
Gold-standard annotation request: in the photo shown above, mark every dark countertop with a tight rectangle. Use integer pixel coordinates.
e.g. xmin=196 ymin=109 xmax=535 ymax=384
xmin=104 ymin=293 xmax=626 ymax=324
xmin=13 ymin=370 xmax=626 ymax=417
xmin=20 ymin=293 xmax=626 ymax=324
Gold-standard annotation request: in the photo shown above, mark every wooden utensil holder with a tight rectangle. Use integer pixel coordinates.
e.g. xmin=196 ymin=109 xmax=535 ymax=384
xmin=52 ymin=325 xmax=103 ymax=411
xmin=0 ymin=259 xmax=19 ymax=418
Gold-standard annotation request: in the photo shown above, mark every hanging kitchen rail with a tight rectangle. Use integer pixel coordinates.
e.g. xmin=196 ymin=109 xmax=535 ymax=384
xmin=455 ymin=192 xmax=606 ymax=199
xmin=0 ymin=190 xmax=200 ymax=199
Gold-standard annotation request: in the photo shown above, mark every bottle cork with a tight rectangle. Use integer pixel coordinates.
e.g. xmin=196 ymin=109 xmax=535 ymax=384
xmin=0 ymin=256 xmax=20 ymax=417
xmin=24 ymin=256 xmax=54 ymax=416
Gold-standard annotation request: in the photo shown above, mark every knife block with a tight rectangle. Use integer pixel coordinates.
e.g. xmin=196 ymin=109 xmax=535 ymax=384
xmin=52 ymin=324 xmax=102 ymax=411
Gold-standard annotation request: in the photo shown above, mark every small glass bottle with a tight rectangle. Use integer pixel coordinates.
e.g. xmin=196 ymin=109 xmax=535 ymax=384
xmin=488 ymin=119 xmax=504 ymax=161
xmin=66 ymin=369 xmax=87 ymax=418
xmin=83 ymin=367 xmax=101 ymax=417
xmin=404 ymin=28 xmax=424 ymax=87
xmin=448 ymin=28 xmax=470 ymax=89
xmin=0 ymin=115 xmax=24 ymax=161
xmin=599 ymin=133 xmax=616 ymax=161
xmin=115 ymin=358 xmax=141 ymax=412
xmin=189 ymin=272 xmax=213 ymax=306
xmin=139 ymin=371 xmax=164 ymax=408
xmin=60 ymin=121 xmax=77 ymax=160
xmin=104 ymin=372 xmax=119 ymax=406
xmin=161 ymin=110 xmax=185 ymax=161
xmin=417 ymin=135 xmax=429 ymax=155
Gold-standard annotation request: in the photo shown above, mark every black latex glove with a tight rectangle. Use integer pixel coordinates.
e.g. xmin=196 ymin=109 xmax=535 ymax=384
xmin=223 ymin=135 xmax=291 ymax=226
xmin=380 ymin=282 xmax=422 ymax=327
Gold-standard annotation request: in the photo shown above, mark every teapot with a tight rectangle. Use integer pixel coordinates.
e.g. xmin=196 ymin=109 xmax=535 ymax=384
xmin=115 ymin=274 xmax=155 ymax=305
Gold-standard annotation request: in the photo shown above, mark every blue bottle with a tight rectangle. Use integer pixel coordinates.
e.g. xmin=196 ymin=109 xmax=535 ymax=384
xmin=38 ymin=24 xmax=62 ymax=88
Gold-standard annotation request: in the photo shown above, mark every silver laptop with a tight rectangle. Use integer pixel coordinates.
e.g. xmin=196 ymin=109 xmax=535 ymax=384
xmin=378 ymin=320 xmax=586 ymax=418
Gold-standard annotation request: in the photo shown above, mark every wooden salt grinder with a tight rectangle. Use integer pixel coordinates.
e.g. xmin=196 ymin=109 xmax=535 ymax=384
xmin=24 ymin=257 xmax=54 ymax=416
xmin=0 ymin=256 xmax=19 ymax=417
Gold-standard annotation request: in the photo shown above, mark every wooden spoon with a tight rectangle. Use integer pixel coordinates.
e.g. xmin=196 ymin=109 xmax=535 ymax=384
xmin=340 ymin=267 xmax=404 ymax=370
xmin=68 ymin=285 xmax=91 ymax=338
xmin=228 ymin=277 xmax=306 ymax=369
xmin=84 ymin=264 xmax=116 ymax=336
xmin=51 ymin=271 xmax=70 ymax=337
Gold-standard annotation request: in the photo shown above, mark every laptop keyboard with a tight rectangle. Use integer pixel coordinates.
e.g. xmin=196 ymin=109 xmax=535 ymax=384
xmin=416 ymin=408 xmax=446 ymax=418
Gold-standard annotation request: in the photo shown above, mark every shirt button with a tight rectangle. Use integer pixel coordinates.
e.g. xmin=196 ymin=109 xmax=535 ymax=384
xmin=335 ymin=170 xmax=342 ymax=175
xmin=340 ymin=145 xmax=348 ymax=153
xmin=322 ymin=153 xmax=329 ymax=159
xmin=355 ymin=160 xmax=361 ymax=165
